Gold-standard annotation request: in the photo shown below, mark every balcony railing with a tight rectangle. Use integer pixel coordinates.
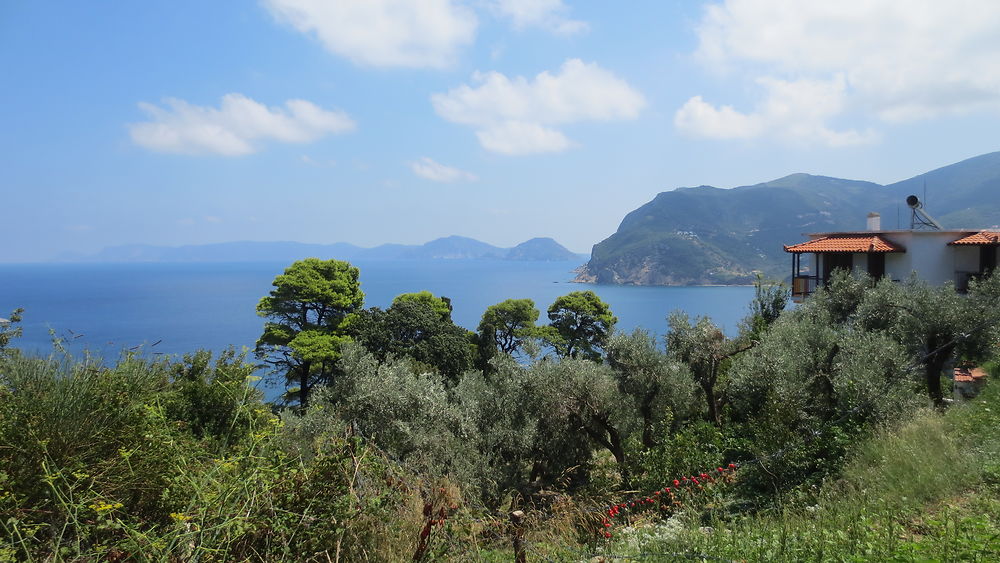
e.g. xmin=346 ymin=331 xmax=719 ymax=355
xmin=792 ymin=275 xmax=819 ymax=301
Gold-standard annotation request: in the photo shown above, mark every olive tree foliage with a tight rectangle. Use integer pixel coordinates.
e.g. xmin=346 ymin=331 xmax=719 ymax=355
xmin=255 ymin=259 xmax=364 ymax=408
xmin=459 ymin=355 xmax=637 ymax=495
xmin=807 ymin=269 xmax=870 ymax=325
xmin=725 ymin=304 xmax=920 ymax=493
xmin=322 ymin=344 xmax=479 ymax=481
xmin=965 ymin=272 xmax=1000 ymax=358
xmin=742 ymin=275 xmax=789 ymax=337
xmin=829 ymin=272 xmax=1000 ymax=407
xmin=476 ymin=299 xmax=540 ymax=370
xmin=605 ymin=330 xmax=698 ymax=448
xmin=527 ymin=358 xmax=635 ymax=485
xmin=452 ymin=355 xmax=541 ymax=505
xmin=350 ymin=295 xmax=474 ymax=383
xmin=543 ymin=291 xmax=617 ymax=361
xmin=666 ymin=312 xmax=751 ymax=426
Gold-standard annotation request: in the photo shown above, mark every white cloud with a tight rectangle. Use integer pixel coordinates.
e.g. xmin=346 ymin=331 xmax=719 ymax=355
xmin=491 ymin=0 xmax=588 ymax=35
xmin=264 ymin=0 xmax=477 ymax=68
xmin=476 ymin=121 xmax=572 ymax=155
xmin=129 ymin=94 xmax=355 ymax=156
xmin=409 ymin=157 xmax=478 ymax=182
xmin=680 ymin=0 xmax=1000 ymax=144
xmin=676 ymin=76 xmax=877 ymax=146
xmin=432 ymin=58 xmax=645 ymax=154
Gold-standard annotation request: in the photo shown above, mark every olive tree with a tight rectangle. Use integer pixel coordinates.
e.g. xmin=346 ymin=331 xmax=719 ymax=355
xmin=854 ymin=274 xmax=1000 ymax=407
xmin=726 ymin=305 xmax=918 ymax=493
xmin=606 ymin=329 xmax=697 ymax=448
xmin=327 ymin=344 xmax=476 ymax=478
xmin=666 ymin=312 xmax=751 ymax=426
xmin=528 ymin=358 xmax=635 ymax=485
xmin=452 ymin=355 xmax=540 ymax=505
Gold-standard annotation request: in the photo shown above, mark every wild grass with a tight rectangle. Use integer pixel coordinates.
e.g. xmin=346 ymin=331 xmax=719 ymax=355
xmin=614 ymin=384 xmax=1000 ymax=561
xmin=0 ymin=353 xmax=430 ymax=561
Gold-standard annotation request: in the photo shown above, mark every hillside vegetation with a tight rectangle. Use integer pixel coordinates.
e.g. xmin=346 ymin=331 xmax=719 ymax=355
xmin=2 ymin=267 xmax=999 ymax=561
xmin=580 ymin=151 xmax=1000 ymax=285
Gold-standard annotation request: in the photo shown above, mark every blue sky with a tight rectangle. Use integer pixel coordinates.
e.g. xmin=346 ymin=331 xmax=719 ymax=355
xmin=4 ymin=0 xmax=1000 ymax=261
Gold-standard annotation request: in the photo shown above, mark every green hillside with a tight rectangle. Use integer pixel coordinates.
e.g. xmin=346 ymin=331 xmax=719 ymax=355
xmin=579 ymin=151 xmax=1000 ymax=285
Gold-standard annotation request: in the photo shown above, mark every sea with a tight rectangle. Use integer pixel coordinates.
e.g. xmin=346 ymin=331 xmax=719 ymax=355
xmin=1 ymin=260 xmax=756 ymax=390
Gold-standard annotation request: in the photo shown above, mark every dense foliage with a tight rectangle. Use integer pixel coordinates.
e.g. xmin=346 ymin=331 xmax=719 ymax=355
xmin=3 ymin=264 xmax=1000 ymax=561
xmin=255 ymin=258 xmax=364 ymax=407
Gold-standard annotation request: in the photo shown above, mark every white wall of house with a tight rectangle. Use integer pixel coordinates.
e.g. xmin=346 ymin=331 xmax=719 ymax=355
xmin=881 ymin=231 xmax=974 ymax=285
xmin=954 ymin=246 xmax=981 ymax=274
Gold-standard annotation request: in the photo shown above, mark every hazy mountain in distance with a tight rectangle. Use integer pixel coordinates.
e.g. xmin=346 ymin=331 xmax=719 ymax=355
xmin=505 ymin=237 xmax=584 ymax=261
xmin=402 ymin=235 xmax=507 ymax=260
xmin=69 ymin=236 xmax=585 ymax=264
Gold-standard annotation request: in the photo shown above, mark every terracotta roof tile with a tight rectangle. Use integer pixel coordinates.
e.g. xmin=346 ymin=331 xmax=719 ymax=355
xmin=954 ymin=366 xmax=987 ymax=383
xmin=948 ymin=231 xmax=1000 ymax=245
xmin=784 ymin=235 xmax=905 ymax=254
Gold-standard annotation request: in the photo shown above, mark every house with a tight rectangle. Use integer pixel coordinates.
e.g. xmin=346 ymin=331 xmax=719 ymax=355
xmin=784 ymin=199 xmax=999 ymax=300
xmin=953 ymin=365 xmax=988 ymax=399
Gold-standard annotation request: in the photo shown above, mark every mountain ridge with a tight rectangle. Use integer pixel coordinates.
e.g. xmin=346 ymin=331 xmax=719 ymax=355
xmin=577 ymin=151 xmax=1000 ymax=286
xmin=64 ymin=236 xmax=588 ymax=264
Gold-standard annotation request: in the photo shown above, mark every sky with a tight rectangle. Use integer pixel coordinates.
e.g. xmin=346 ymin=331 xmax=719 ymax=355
xmin=4 ymin=0 xmax=1000 ymax=262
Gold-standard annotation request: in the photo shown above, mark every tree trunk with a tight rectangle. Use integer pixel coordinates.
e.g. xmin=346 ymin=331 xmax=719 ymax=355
xmin=298 ymin=361 xmax=311 ymax=409
xmin=925 ymin=351 xmax=948 ymax=408
xmin=640 ymin=388 xmax=660 ymax=448
xmin=923 ymin=334 xmax=955 ymax=408
xmin=703 ymin=379 xmax=720 ymax=426
xmin=529 ymin=459 xmax=544 ymax=484
xmin=815 ymin=343 xmax=840 ymax=421
xmin=584 ymin=414 xmax=629 ymax=486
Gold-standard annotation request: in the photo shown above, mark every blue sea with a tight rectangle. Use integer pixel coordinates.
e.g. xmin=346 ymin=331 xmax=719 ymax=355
xmin=1 ymin=260 xmax=755 ymax=365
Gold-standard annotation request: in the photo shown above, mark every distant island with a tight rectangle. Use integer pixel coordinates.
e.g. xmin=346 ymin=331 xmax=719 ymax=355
xmin=577 ymin=150 xmax=1000 ymax=286
xmin=63 ymin=235 xmax=588 ymax=264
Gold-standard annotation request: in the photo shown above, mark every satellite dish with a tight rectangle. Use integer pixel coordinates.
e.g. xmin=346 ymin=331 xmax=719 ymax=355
xmin=906 ymin=195 xmax=921 ymax=209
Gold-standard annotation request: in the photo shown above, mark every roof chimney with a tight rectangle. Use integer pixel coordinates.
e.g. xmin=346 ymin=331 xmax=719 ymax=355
xmin=867 ymin=212 xmax=881 ymax=231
